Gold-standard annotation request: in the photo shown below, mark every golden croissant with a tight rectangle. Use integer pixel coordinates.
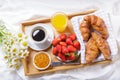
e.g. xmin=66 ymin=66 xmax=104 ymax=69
xmin=85 ymin=37 xmax=99 ymax=63
xmin=92 ymin=32 xmax=111 ymax=59
xmin=80 ymin=15 xmax=109 ymax=41
xmin=80 ymin=20 xmax=90 ymax=41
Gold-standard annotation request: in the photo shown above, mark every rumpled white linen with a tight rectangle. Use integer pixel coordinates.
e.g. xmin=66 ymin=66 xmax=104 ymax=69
xmin=0 ymin=0 xmax=120 ymax=80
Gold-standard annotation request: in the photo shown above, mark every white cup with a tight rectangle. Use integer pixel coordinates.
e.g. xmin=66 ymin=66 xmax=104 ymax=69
xmin=28 ymin=24 xmax=52 ymax=50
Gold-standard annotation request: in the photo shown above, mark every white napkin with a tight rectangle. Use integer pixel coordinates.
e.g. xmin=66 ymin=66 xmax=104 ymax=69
xmin=0 ymin=0 xmax=120 ymax=80
xmin=71 ymin=10 xmax=118 ymax=64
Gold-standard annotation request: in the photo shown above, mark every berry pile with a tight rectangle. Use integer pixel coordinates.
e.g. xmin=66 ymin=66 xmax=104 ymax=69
xmin=52 ymin=33 xmax=81 ymax=62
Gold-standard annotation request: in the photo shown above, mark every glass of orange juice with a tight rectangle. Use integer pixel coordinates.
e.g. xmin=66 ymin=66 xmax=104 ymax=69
xmin=51 ymin=12 xmax=68 ymax=32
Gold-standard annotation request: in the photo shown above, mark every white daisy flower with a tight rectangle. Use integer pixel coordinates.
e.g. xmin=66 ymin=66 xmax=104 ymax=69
xmin=8 ymin=64 xmax=14 ymax=68
xmin=20 ymin=40 xmax=28 ymax=49
xmin=22 ymin=50 xmax=29 ymax=58
xmin=4 ymin=55 xmax=9 ymax=63
xmin=18 ymin=33 xmax=23 ymax=38
xmin=15 ymin=64 xmax=20 ymax=69
xmin=18 ymin=52 xmax=22 ymax=57
xmin=11 ymin=57 xmax=20 ymax=65
xmin=11 ymin=47 xmax=18 ymax=53
xmin=24 ymin=35 xmax=28 ymax=39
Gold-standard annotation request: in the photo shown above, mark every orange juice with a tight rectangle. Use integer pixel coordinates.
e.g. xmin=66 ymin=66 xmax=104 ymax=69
xmin=51 ymin=12 xmax=68 ymax=32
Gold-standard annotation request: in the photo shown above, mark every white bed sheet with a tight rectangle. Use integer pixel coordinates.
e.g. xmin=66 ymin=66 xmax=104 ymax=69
xmin=0 ymin=0 xmax=120 ymax=80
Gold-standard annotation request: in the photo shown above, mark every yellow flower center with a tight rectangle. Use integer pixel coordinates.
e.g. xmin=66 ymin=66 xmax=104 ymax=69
xmin=4 ymin=56 xmax=8 ymax=59
xmin=22 ymin=41 xmax=27 ymax=47
xmin=18 ymin=33 xmax=22 ymax=37
xmin=11 ymin=39 xmax=14 ymax=45
xmin=12 ymin=48 xmax=17 ymax=52
xmin=18 ymin=52 xmax=22 ymax=56
xmin=14 ymin=58 xmax=19 ymax=62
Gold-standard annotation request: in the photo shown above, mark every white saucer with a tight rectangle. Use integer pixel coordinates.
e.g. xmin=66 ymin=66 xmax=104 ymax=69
xmin=26 ymin=24 xmax=54 ymax=51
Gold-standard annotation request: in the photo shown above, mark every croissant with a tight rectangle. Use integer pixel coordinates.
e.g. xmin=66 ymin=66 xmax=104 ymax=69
xmin=92 ymin=32 xmax=111 ymax=59
xmin=80 ymin=20 xmax=90 ymax=41
xmin=85 ymin=37 xmax=99 ymax=63
xmin=80 ymin=15 xmax=109 ymax=41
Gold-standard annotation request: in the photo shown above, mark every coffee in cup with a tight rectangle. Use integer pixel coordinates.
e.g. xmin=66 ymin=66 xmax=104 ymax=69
xmin=28 ymin=23 xmax=53 ymax=50
xmin=32 ymin=28 xmax=46 ymax=42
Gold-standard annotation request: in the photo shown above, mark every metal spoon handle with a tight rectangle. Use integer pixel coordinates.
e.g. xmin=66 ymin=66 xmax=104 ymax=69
xmin=51 ymin=61 xmax=80 ymax=66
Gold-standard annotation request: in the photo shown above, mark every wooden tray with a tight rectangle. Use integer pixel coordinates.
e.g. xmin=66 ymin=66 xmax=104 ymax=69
xmin=21 ymin=9 xmax=111 ymax=76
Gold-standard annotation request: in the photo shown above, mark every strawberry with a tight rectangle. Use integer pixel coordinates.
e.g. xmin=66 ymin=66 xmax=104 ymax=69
xmin=60 ymin=42 xmax=67 ymax=46
xmin=52 ymin=38 xmax=61 ymax=46
xmin=58 ymin=53 xmax=66 ymax=62
xmin=68 ymin=52 xmax=76 ymax=60
xmin=68 ymin=34 xmax=76 ymax=41
xmin=68 ymin=45 xmax=77 ymax=52
xmin=53 ymin=47 xmax=58 ymax=55
xmin=66 ymin=38 xmax=73 ymax=45
xmin=74 ymin=41 xmax=81 ymax=50
xmin=56 ymin=45 xmax=62 ymax=53
xmin=62 ymin=46 xmax=68 ymax=54
xmin=60 ymin=33 xmax=67 ymax=41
